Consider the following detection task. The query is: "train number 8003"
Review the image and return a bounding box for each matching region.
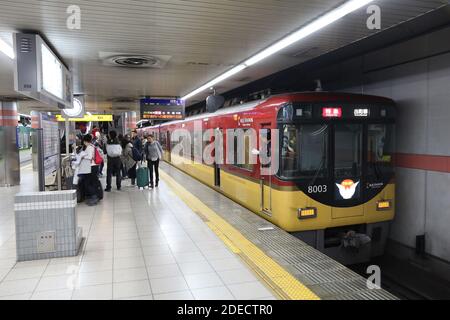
[308,185,327,194]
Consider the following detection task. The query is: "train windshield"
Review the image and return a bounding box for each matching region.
[279,122,394,180]
[334,124,362,179]
[280,124,329,179]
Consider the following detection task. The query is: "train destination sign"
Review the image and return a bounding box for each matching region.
[140,98,185,120]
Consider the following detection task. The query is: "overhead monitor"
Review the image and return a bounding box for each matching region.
[14,33,73,109]
[140,98,185,120]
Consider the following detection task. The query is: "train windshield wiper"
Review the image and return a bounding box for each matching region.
[308,125,328,187]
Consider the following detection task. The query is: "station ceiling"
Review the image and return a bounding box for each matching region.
[0,0,447,113]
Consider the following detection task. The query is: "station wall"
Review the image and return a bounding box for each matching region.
[309,26,450,262]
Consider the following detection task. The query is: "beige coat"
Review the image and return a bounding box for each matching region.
[121,142,136,171]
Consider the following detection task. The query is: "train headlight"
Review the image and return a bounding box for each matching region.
[298,207,317,219]
[377,200,391,211]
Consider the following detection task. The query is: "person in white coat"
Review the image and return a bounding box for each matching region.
[78,134,101,206]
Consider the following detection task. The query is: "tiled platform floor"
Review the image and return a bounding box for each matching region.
[0,164,277,300]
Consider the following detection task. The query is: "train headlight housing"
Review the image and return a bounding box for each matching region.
[377,200,391,211]
[298,207,317,219]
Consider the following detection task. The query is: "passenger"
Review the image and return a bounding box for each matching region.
[93,131,105,176]
[79,134,102,206]
[91,125,99,138]
[118,133,128,179]
[104,130,123,192]
[121,134,137,186]
[144,134,163,188]
[72,145,85,202]
[131,130,143,158]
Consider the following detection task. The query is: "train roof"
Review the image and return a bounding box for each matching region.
[152,91,394,128]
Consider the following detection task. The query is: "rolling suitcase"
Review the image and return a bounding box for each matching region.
[136,162,149,189]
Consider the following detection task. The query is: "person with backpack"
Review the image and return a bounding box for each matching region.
[104,130,123,192]
[78,134,102,206]
[144,134,163,188]
[121,134,138,186]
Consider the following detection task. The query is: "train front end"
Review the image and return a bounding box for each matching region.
[273,95,396,264]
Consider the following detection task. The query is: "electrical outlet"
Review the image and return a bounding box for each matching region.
[37,231,56,253]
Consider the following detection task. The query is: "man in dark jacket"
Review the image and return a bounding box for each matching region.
[131,130,143,159]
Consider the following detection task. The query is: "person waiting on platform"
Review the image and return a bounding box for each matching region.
[121,134,137,186]
[131,129,143,158]
[78,134,102,206]
[118,133,128,179]
[93,131,105,176]
[144,134,163,188]
[104,130,123,192]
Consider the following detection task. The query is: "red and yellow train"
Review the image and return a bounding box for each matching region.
[139,92,396,264]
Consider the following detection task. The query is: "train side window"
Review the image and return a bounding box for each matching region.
[367,124,395,178]
[233,129,254,171]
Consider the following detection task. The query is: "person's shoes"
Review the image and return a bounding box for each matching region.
[149,184,154,189]
[155,181,159,187]
[104,188,111,192]
[117,187,121,191]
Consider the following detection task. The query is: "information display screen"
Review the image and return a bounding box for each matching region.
[41,43,63,100]
[140,98,185,120]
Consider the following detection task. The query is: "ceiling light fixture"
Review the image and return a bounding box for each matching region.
[181,0,374,101]
[0,37,15,59]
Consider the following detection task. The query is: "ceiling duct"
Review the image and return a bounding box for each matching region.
[99,52,171,69]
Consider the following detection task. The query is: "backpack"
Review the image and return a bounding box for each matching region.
[131,146,142,162]
[94,147,103,165]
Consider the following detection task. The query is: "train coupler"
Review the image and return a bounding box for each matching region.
[341,230,371,250]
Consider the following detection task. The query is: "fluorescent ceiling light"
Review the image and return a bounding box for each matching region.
[182,0,374,101]
[0,37,15,59]
[182,64,246,100]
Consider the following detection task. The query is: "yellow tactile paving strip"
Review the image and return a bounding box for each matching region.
[160,170,320,300]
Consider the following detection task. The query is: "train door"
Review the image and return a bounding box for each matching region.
[214,128,223,187]
[166,131,171,162]
[260,124,272,215]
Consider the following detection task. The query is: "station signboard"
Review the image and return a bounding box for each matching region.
[55,114,113,122]
[140,98,185,120]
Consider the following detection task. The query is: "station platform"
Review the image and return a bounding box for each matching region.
[0,162,396,300]
[0,163,276,300]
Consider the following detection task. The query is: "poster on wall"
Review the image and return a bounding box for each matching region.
[40,113,60,176]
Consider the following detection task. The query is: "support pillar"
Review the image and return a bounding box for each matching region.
[0,101,20,186]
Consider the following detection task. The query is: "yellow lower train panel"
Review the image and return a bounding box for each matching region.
[167,156,395,233]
